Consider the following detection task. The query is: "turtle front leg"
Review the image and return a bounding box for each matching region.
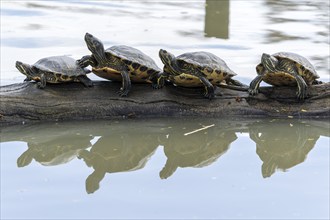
[77,55,97,68]
[118,70,132,97]
[281,62,308,100]
[199,76,215,100]
[77,75,94,87]
[37,73,47,89]
[294,74,308,100]
[248,75,263,95]
[190,69,215,99]
[151,72,167,89]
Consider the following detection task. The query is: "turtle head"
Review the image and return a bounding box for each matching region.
[261,53,278,72]
[84,33,107,63]
[15,61,34,77]
[159,49,181,75]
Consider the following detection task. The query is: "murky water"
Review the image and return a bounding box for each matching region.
[1,1,329,219]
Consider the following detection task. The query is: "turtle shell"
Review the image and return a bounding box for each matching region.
[34,56,87,77]
[256,52,319,86]
[93,45,161,83]
[169,51,236,87]
[30,56,88,83]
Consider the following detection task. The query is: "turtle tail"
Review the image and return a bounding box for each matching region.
[219,78,249,91]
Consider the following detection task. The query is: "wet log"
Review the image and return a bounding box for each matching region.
[0,81,329,125]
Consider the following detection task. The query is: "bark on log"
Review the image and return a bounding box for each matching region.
[0,81,329,125]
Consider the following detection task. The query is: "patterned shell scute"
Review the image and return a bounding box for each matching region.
[106,45,161,71]
[34,56,86,76]
[273,52,319,77]
[177,51,236,76]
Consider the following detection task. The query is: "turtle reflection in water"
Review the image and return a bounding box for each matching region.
[78,132,160,194]
[249,120,323,178]
[160,123,237,179]
[17,134,93,167]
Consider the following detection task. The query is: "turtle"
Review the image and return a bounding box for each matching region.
[158,49,247,99]
[77,33,163,97]
[15,55,93,89]
[249,52,320,100]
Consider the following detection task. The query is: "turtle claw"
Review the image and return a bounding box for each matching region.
[312,80,323,85]
[205,93,215,100]
[77,55,92,68]
[117,88,129,97]
[76,59,84,68]
[203,90,215,100]
[248,88,259,96]
[37,82,45,89]
[152,83,160,89]
[152,82,163,89]
[202,86,215,100]
[86,81,94,87]
[296,88,307,100]
[151,76,165,89]
[24,77,32,82]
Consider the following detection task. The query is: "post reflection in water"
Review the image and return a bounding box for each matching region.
[160,123,237,179]
[249,120,328,178]
[204,0,229,39]
[3,119,327,194]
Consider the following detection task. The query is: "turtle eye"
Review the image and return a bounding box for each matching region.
[178,61,186,68]
[94,42,100,47]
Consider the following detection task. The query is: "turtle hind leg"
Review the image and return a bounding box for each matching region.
[248,75,263,95]
[222,78,249,91]
[117,70,131,97]
[77,75,93,87]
